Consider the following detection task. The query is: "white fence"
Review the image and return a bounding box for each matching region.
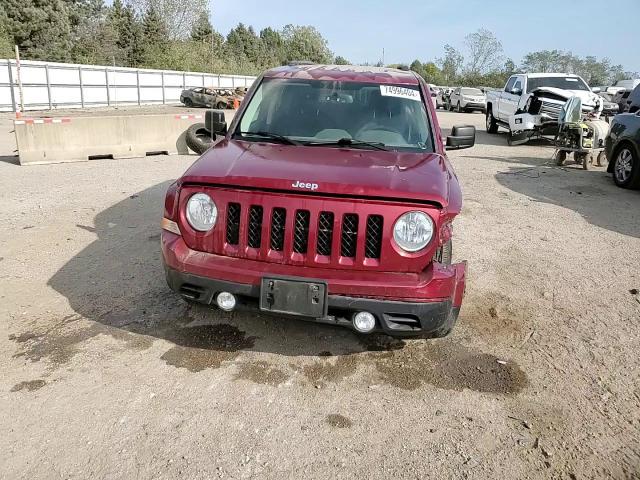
[0,59,257,112]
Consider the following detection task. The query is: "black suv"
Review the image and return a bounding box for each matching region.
[606,110,640,189]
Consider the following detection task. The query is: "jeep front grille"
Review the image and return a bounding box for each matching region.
[365,215,383,259]
[226,203,241,245]
[293,210,311,253]
[221,204,384,262]
[317,212,334,256]
[340,214,359,257]
[270,207,286,251]
[247,205,263,248]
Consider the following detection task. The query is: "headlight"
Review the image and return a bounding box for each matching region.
[393,211,434,252]
[186,193,217,231]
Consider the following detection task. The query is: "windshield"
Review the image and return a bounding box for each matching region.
[462,88,483,95]
[527,76,589,93]
[236,78,433,152]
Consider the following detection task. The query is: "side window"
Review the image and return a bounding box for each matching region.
[193,88,203,93]
[504,76,516,93]
[513,79,523,92]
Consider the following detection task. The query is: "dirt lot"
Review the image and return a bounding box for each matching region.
[1,108,639,479]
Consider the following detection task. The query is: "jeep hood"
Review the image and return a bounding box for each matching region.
[530,87,600,107]
[180,139,460,210]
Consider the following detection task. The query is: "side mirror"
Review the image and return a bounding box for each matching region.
[510,87,523,96]
[591,87,601,93]
[205,109,227,136]
[446,125,475,150]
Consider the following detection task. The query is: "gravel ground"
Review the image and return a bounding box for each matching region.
[1,108,639,479]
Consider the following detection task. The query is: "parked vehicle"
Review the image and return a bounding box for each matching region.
[448,87,486,113]
[436,88,450,110]
[599,92,621,119]
[614,79,640,91]
[595,85,625,96]
[161,64,475,338]
[180,87,234,108]
[621,84,640,114]
[611,89,632,114]
[428,85,444,109]
[485,73,603,143]
[605,111,640,189]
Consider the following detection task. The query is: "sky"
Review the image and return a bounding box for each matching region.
[213,0,640,74]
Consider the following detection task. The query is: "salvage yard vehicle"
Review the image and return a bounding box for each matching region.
[180,87,234,108]
[161,64,475,338]
[598,92,621,120]
[605,110,640,189]
[485,73,603,145]
[623,84,640,114]
[448,87,486,113]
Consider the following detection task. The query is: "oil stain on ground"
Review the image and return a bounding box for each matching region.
[160,324,255,372]
[373,342,527,393]
[301,334,404,386]
[326,414,353,429]
[234,361,289,386]
[10,379,46,392]
[302,355,361,386]
[300,334,526,394]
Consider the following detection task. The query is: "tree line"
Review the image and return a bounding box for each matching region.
[0,3,637,88]
[0,0,335,74]
[406,29,638,88]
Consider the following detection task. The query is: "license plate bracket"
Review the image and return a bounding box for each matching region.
[259,277,328,318]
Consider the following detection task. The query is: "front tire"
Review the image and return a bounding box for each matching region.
[486,108,498,133]
[456,102,462,113]
[612,145,640,189]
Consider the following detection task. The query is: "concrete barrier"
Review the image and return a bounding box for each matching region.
[13,113,205,165]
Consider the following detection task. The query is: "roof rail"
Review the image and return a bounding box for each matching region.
[288,61,316,66]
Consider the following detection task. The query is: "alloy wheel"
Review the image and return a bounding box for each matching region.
[615,149,633,183]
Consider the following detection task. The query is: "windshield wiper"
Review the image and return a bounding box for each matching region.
[304,138,389,151]
[236,131,300,145]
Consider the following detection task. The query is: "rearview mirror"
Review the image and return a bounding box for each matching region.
[446,125,475,150]
[205,109,227,136]
[591,87,601,93]
[510,87,522,96]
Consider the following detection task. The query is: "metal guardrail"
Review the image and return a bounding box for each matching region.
[0,60,257,111]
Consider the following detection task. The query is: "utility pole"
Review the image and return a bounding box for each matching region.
[382,48,385,66]
[14,45,24,118]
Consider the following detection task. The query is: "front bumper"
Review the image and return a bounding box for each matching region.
[463,102,486,111]
[162,232,466,337]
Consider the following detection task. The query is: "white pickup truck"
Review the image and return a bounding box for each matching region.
[485,73,603,140]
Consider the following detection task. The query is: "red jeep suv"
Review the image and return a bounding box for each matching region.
[161,64,474,337]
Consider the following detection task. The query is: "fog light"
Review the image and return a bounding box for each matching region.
[216,292,236,311]
[353,311,376,333]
